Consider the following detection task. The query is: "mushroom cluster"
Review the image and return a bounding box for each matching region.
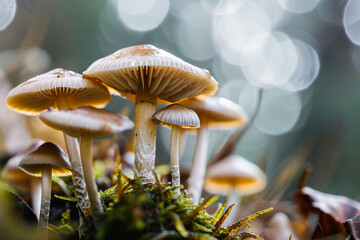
[3,44,266,236]
[83,45,218,184]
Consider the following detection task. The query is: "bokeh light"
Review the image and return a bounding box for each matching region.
[255,88,301,135]
[169,0,193,18]
[255,0,284,28]
[278,39,320,92]
[0,0,16,31]
[199,0,245,15]
[211,57,246,84]
[277,0,320,14]
[0,50,16,69]
[217,80,260,116]
[174,2,215,61]
[23,48,51,74]
[212,1,271,66]
[344,0,360,45]
[99,1,143,52]
[242,32,298,88]
[116,0,170,32]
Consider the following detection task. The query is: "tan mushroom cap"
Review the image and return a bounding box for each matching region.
[39,106,134,138]
[19,142,72,177]
[1,139,45,190]
[204,155,266,195]
[83,44,219,103]
[152,104,200,129]
[179,97,248,128]
[6,68,111,115]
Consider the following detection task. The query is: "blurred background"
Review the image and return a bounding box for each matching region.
[0,0,359,200]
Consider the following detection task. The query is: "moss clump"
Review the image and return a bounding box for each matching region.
[93,171,272,240]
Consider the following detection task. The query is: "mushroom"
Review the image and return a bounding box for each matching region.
[39,106,134,221]
[6,68,111,219]
[83,44,218,184]
[179,96,248,204]
[6,68,110,115]
[204,154,266,225]
[1,139,44,219]
[152,104,200,193]
[18,142,72,234]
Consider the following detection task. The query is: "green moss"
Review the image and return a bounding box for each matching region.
[92,171,272,240]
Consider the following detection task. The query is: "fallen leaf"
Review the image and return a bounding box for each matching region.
[294,186,360,238]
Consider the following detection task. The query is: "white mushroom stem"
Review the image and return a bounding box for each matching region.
[223,193,241,226]
[178,128,186,160]
[134,90,157,184]
[39,167,52,235]
[56,95,91,218]
[79,135,103,222]
[187,125,209,204]
[63,136,91,216]
[170,125,181,193]
[31,177,42,219]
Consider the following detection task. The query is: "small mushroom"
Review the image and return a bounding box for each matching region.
[1,139,44,219]
[83,45,218,184]
[179,96,248,204]
[204,154,266,225]
[152,104,200,193]
[6,68,111,220]
[205,154,266,199]
[18,142,72,234]
[39,106,133,221]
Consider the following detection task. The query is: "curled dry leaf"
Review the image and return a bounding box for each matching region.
[294,186,360,238]
[344,214,360,240]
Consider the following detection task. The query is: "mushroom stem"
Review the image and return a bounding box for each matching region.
[170,125,181,193]
[224,193,241,226]
[39,167,52,236]
[63,135,91,214]
[56,95,91,219]
[227,192,241,206]
[79,135,103,222]
[134,90,157,184]
[179,128,186,160]
[31,177,42,219]
[187,125,209,204]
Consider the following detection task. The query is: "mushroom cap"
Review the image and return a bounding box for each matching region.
[6,68,111,115]
[1,139,45,190]
[83,44,219,103]
[39,106,134,138]
[179,97,248,128]
[204,154,266,195]
[152,104,200,129]
[19,142,72,177]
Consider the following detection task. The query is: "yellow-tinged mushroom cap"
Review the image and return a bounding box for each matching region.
[204,155,266,195]
[179,97,249,128]
[83,44,219,103]
[152,104,200,129]
[39,106,134,138]
[19,142,72,177]
[6,68,111,115]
